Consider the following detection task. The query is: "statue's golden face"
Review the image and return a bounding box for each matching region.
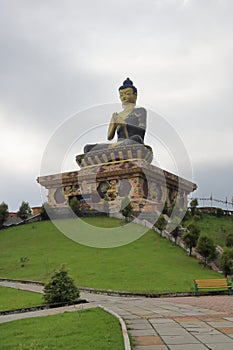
[119,88,137,104]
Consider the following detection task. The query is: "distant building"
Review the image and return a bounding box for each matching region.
[31,206,42,216]
[198,207,232,216]
[8,212,17,218]
[3,206,42,228]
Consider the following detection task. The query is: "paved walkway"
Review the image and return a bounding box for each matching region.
[1,281,233,349]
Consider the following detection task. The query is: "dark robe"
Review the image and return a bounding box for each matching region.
[84,107,147,153]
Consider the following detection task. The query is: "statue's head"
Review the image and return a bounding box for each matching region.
[119,78,137,104]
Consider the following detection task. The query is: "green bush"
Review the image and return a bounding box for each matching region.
[43,266,80,304]
[120,196,133,221]
[154,214,166,231]
[226,232,233,248]
[197,235,216,266]
[221,248,233,277]
[0,201,9,228]
[69,197,80,215]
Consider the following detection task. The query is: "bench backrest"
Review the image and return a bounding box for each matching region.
[195,279,228,288]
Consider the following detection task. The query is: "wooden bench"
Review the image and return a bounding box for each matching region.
[194,279,232,296]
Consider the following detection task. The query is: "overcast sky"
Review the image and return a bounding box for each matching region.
[1,0,233,211]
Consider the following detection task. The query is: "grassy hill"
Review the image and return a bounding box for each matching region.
[0,217,221,293]
[197,214,233,247]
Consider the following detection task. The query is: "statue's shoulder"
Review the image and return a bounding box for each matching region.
[134,106,146,113]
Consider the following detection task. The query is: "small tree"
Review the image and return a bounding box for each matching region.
[183,209,191,222]
[190,198,198,216]
[120,196,133,221]
[167,217,181,244]
[226,232,233,248]
[69,197,80,215]
[155,214,167,232]
[183,222,200,256]
[221,248,233,277]
[0,202,9,228]
[171,225,181,244]
[196,235,216,266]
[216,208,223,217]
[17,201,32,221]
[43,266,80,304]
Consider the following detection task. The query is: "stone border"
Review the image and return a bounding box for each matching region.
[0,278,44,286]
[1,277,230,298]
[0,277,195,297]
[0,299,88,316]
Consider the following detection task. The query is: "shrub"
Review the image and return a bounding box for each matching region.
[190,198,198,216]
[196,235,216,266]
[20,256,29,267]
[0,201,9,228]
[43,266,80,304]
[154,214,166,232]
[17,201,32,221]
[69,197,80,215]
[216,208,224,217]
[226,232,233,248]
[221,248,233,277]
[183,223,200,256]
[120,196,133,221]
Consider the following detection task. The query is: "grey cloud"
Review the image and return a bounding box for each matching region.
[1,0,233,210]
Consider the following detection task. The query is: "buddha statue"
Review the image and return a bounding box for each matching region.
[84,78,147,153]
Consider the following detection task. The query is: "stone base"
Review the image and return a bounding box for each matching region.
[37,156,197,218]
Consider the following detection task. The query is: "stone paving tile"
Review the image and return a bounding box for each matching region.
[130,329,158,336]
[149,319,177,324]
[173,317,201,322]
[225,317,233,321]
[127,323,154,330]
[135,311,157,316]
[134,336,164,346]
[218,327,233,334]
[176,322,210,328]
[194,333,233,343]
[168,345,208,350]
[205,344,233,350]
[126,319,150,325]
[121,314,141,319]
[188,327,220,335]
[160,334,199,345]
[206,320,233,327]
[155,327,190,336]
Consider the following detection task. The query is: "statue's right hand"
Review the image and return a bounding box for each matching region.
[113,112,124,126]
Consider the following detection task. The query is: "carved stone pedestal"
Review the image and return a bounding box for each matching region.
[37,145,196,218]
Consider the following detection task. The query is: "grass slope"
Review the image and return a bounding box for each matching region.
[198,214,233,246]
[0,308,124,350]
[0,286,43,311]
[0,218,220,293]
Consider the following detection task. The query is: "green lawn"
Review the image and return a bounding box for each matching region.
[0,308,124,350]
[198,214,233,246]
[0,218,220,293]
[0,286,43,312]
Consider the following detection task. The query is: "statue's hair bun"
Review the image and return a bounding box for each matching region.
[119,77,137,93]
